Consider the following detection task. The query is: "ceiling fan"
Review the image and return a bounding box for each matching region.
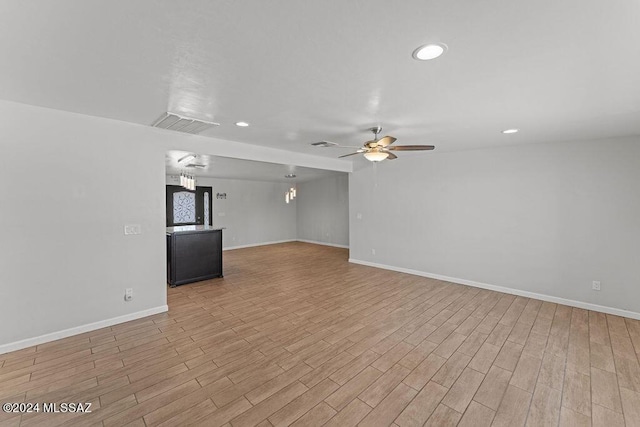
[312,126,435,162]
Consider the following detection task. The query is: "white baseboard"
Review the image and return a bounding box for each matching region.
[349,258,640,320]
[0,305,169,355]
[296,239,349,249]
[223,239,296,251]
[223,239,349,251]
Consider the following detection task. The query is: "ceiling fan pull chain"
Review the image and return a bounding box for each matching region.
[373,162,378,187]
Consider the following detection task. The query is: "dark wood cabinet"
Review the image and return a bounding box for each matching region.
[166,226,223,286]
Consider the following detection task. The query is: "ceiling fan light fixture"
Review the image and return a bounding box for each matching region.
[364,151,389,162]
[412,43,447,61]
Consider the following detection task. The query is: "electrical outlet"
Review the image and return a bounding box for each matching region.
[592,281,601,291]
[357,213,363,220]
[125,288,133,301]
[124,224,141,235]
[371,248,376,255]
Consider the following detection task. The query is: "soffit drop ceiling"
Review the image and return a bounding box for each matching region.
[165,152,345,183]
[0,0,639,156]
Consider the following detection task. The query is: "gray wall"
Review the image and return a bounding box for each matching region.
[349,136,640,315]
[296,174,349,247]
[0,100,349,352]
[167,175,297,249]
[0,102,167,349]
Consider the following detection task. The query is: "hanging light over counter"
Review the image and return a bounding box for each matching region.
[180,171,196,190]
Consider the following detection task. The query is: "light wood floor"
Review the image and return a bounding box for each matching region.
[2,243,640,427]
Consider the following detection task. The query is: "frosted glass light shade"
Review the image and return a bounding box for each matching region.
[364,151,389,162]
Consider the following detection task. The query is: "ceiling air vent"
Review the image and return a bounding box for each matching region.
[151,112,219,134]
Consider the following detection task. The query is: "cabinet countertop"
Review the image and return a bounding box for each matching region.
[166,225,225,234]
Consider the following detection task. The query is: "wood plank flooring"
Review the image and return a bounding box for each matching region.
[2,242,640,426]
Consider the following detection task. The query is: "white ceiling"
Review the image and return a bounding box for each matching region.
[1,0,639,158]
[166,151,344,183]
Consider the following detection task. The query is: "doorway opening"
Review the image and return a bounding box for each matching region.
[165,185,213,227]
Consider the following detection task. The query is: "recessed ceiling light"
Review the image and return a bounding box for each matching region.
[285,174,296,178]
[235,121,249,127]
[502,129,519,134]
[412,43,447,61]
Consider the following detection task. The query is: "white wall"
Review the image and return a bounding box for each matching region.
[0,103,168,350]
[166,175,297,249]
[0,100,350,352]
[349,137,640,316]
[296,174,349,247]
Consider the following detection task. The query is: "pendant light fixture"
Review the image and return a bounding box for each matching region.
[179,171,196,191]
[284,173,297,203]
[284,186,298,203]
[285,185,297,203]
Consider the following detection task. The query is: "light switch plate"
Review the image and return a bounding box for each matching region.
[124,224,141,235]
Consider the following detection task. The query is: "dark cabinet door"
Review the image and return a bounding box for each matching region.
[166,185,213,227]
[168,229,223,286]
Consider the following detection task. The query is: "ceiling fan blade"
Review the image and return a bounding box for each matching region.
[376,136,397,147]
[387,145,435,151]
[386,152,398,160]
[338,152,363,158]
